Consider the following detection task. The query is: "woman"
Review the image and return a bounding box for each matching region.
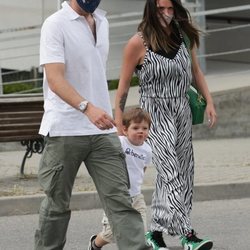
[115,0,217,250]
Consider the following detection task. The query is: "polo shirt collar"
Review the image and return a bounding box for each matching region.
[61,1,107,21]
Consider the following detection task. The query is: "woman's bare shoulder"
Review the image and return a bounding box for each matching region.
[126,33,146,50]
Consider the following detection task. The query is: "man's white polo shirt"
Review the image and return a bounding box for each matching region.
[39,1,116,136]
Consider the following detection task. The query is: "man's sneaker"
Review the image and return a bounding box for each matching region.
[180,230,213,250]
[87,235,102,250]
[145,231,169,250]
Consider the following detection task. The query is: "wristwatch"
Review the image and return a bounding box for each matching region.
[78,100,89,113]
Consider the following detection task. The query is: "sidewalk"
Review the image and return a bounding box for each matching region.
[1,138,250,195]
[0,137,250,216]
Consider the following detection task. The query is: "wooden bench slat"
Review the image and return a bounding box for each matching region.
[0,123,40,129]
[0,111,43,117]
[0,135,42,142]
[0,127,39,133]
[0,107,44,112]
[0,118,42,125]
[0,131,40,142]
[0,94,45,175]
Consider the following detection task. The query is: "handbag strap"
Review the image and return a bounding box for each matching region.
[174,21,192,63]
[175,21,204,99]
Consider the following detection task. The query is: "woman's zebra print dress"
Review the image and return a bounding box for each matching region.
[136,34,194,236]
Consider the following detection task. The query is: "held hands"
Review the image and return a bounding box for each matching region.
[115,122,124,136]
[84,103,116,130]
[206,103,217,128]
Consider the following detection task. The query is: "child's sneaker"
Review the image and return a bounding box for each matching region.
[180,230,213,250]
[145,231,169,250]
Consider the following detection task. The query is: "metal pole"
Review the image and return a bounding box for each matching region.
[0,67,3,95]
[57,0,62,10]
[41,0,45,23]
[196,0,207,73]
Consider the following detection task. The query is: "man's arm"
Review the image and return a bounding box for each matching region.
[45,62,115,130]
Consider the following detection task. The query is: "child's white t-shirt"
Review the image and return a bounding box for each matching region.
[119,136,152,197]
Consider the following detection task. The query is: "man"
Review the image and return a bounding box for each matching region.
[34,1,148,249]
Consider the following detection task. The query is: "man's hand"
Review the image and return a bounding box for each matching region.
[84,103,116,130]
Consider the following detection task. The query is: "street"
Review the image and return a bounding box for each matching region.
[0,198,250,250]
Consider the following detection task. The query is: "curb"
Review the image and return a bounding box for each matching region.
[0,182,250,217]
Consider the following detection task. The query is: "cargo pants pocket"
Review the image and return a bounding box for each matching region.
[38,148,63,197]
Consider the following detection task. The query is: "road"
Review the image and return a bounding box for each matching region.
[0,198,250,250]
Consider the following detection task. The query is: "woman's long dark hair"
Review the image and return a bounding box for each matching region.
[137,0,200,52]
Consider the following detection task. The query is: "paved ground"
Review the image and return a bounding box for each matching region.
[1,198,250,250]
[1,137,250,197]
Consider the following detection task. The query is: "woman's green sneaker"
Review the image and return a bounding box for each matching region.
[145,231,169,250]
[180,230,213,250]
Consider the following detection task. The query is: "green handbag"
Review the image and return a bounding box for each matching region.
[177,22,207,125]
[187,86,206,125]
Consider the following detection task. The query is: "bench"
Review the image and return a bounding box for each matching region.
[0,94,44,176]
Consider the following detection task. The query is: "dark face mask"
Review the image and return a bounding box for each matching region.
[76,0,101,13]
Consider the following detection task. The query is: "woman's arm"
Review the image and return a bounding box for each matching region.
[115,34,146,134]
[191,47,217,127]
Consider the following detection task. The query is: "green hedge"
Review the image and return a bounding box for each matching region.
[3,83,34,94]
[3,76,139,94]
[108,76,139,90]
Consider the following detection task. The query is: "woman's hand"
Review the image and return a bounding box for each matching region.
[115,120,124,136]
[205,102,217,128]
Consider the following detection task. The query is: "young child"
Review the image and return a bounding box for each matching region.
[88,107,152,250]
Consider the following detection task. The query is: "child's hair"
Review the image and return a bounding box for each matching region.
[122,107,151,129]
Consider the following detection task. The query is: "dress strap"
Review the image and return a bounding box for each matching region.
[137,32,149,51]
